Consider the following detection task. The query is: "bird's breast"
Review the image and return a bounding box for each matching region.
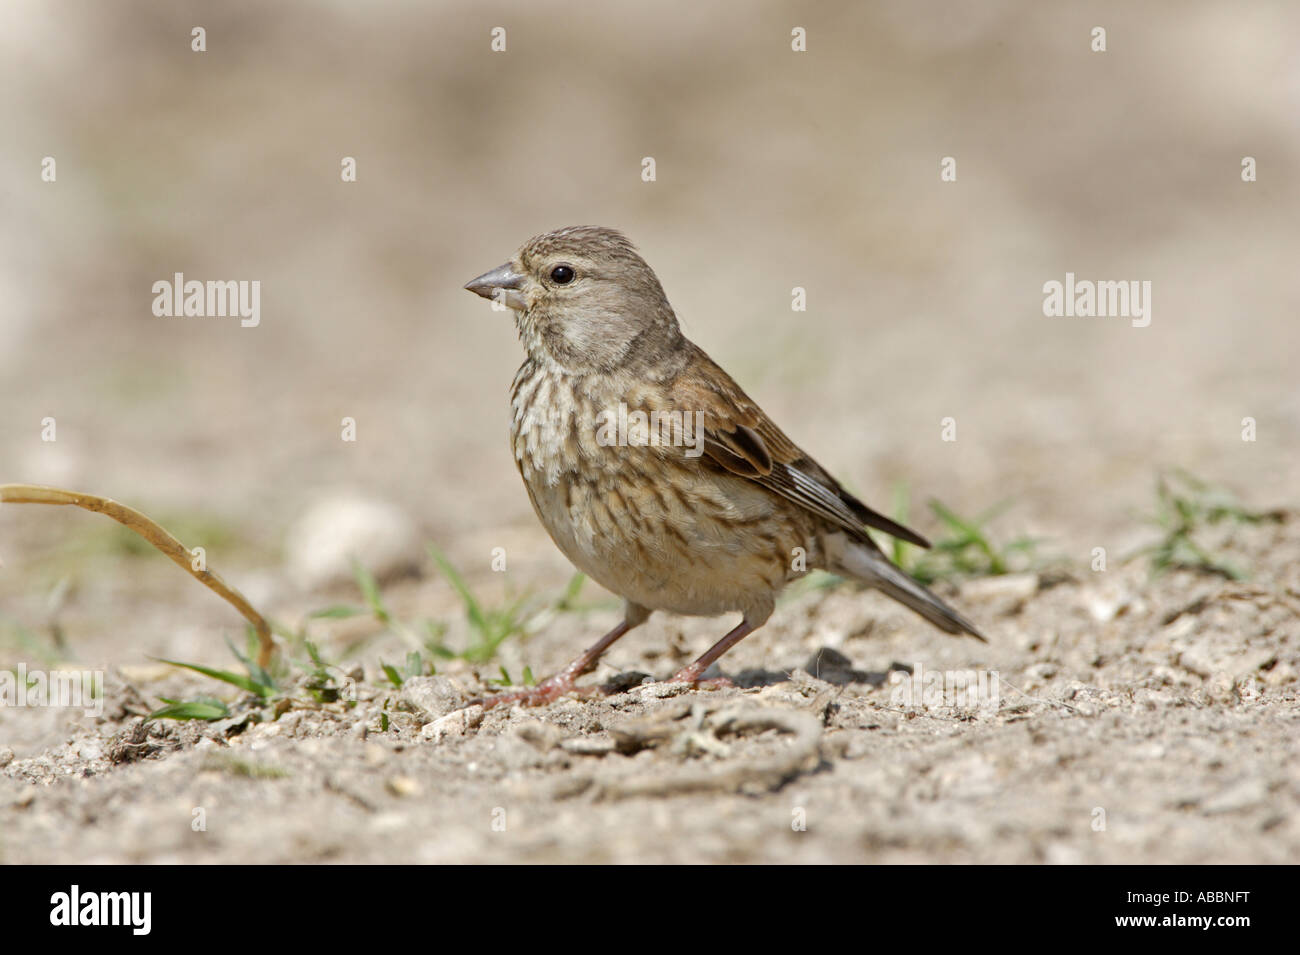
[507,361,814,615]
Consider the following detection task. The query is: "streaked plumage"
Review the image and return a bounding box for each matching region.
[465,226,982,707]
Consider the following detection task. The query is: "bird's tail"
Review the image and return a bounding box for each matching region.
[825,535,985,641]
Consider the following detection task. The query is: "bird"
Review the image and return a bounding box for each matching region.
[463,225,983,707]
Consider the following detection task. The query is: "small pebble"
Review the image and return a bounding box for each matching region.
[386,776,420,797]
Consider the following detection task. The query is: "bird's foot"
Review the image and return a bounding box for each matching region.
[664,666,735,690]
[469,673,599,710]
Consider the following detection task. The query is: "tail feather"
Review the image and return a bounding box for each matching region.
[826,536,985,641]
[868,566,986,640]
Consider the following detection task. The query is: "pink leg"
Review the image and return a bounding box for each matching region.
[471,609,646,709]
[667,617,760,685]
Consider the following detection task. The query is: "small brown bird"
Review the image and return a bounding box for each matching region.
[465,226,982,707]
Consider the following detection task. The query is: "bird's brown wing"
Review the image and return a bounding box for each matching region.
[671,345,931,549]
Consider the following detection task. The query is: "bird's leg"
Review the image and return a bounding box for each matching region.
[471,605,648,709]
[667,615,763,686]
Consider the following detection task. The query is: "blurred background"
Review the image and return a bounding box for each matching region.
[2,0,1298,673]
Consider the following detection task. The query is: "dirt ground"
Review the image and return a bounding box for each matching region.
[2,2,1298,864]
[1,510,1297,864]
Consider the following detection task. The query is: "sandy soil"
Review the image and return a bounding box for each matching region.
[1,1,1298,864]
[2,509,1297,864]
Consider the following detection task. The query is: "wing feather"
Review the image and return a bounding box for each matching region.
[673,344,931,549]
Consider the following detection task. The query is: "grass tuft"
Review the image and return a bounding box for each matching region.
[892,486,1040,585]
[1129,469,1283,580]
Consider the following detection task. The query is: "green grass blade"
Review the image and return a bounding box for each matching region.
[149,699,230,721]
[308,605,367,620]
[428,544,489,635]
[351,560,391,624]
[155,658,276,698]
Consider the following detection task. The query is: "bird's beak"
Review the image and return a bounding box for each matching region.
[464,262,527,311]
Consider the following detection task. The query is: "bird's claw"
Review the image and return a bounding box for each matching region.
[468,674,600,710]
[664,670,735,690]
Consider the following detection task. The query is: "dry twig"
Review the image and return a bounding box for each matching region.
[0,483,275,666]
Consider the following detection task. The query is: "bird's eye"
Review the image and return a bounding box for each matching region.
[550,265,575,285]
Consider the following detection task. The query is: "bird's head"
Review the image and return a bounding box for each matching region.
[464,226,682,373]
